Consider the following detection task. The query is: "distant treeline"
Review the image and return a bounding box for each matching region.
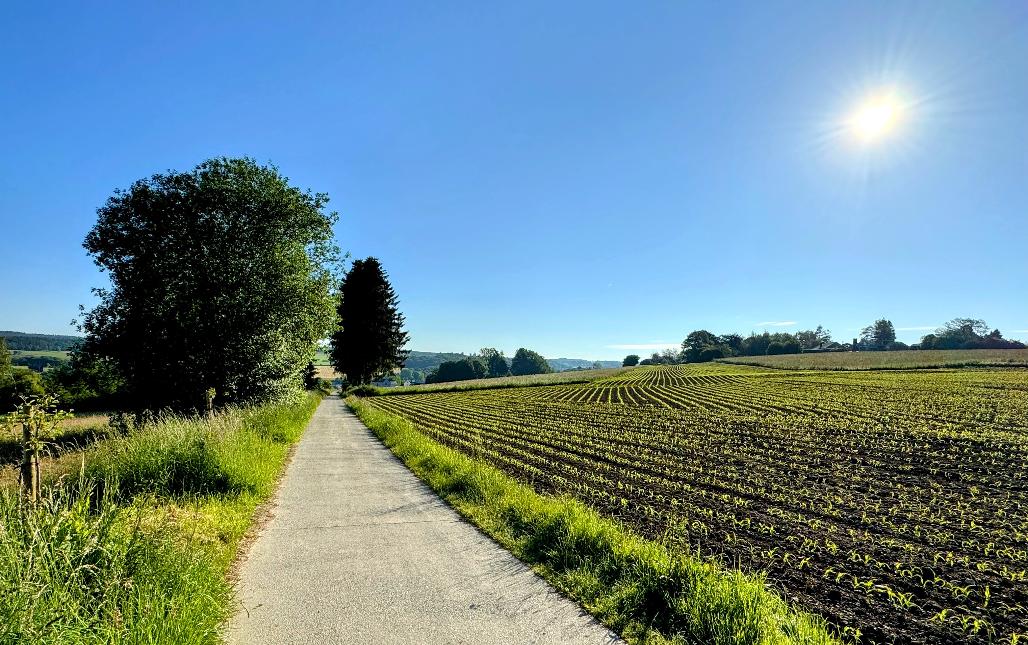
[419,348,551,385]
[0,331,82,352]
[396,351,618,384]
[626,318,1024,366]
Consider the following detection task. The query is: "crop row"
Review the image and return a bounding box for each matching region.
[364,364,1028,644]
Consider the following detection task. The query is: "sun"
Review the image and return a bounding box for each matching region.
[848,94,903,142]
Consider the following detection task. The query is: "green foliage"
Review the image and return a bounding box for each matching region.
[794,326,832,350]
[11,354,66,372]
[0,339,11,384]
[398,367,426,384]
[510,347,552,376]
[342,383,380,397]
[479,348,511,378]
[0,368,47,412]
[42,349,124,411]
[622,354,640,367]
[349,398,839,645]
[79,157,338,410]
[330,257,410,385]
[3,394,71,500]
[302,362,319,390]
[426,357,486,384]
[858,318,896,350]
[402,350,469,372]
[0,395,318,643]
[920,318,1024,350]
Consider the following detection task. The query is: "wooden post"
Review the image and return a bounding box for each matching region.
[20,422,38,503]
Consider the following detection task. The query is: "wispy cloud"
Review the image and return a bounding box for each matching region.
[606,342,680,350]
[896,325,936,331]
[1011,329,1028,334]
[755,321,796,327]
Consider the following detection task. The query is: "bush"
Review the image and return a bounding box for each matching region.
[342,384,380,397]
[0,370,45,412]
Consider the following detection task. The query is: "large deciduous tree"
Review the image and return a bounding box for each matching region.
[859,319,897,350]
[80,157,339,410]
[478,348,510,378]
[510,348,551,376]
[330,257,410,385]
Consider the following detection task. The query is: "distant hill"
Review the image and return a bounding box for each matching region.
[547,357,621,372]
[0,331,83,352]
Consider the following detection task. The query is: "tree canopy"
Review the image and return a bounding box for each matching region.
[330,257,410,385]
[622,354,640,367]
[478,348,510,378]
[859,319,897,350]
[920,319,1024,350]
[426,358,486,383]
[79,157,338,410]
[510,348,552,376]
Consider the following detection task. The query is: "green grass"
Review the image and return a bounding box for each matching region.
[719,348,1028,370]
[348,397,841,645]
[369,367,628,396]
[8,350,70,360]
[0,393,319,643]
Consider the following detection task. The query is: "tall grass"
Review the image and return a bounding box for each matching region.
[0,393,319,643]
[349,397,842,645]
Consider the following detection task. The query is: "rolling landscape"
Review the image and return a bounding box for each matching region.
[3,3,1027,645]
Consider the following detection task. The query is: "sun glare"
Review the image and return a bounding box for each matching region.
[848,94,903,142]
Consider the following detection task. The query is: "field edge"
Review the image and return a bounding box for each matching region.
[346,395,844,645]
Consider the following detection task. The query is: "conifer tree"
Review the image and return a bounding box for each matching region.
[330,258,410,384]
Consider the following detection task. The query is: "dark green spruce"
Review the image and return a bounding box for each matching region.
[330,258,410,385]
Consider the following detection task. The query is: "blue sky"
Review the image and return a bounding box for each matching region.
[2,2,1026,360]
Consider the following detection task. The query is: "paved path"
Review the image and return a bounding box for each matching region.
[227,397,621,644]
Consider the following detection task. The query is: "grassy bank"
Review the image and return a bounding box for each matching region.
[0,394,319,643]
[347,397,841,645]
[719,348,1028,370]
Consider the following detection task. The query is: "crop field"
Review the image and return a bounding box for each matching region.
[377,367,627,395]
[720,348,1028,371]
[362,364,1028,644]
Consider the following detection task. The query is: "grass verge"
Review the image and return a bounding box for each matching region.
[0,393,320,643]
[347,396,842,645]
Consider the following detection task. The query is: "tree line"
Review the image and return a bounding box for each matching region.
[5,158,412,414]
[623,318,1024,366]
[423,347,551,384]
